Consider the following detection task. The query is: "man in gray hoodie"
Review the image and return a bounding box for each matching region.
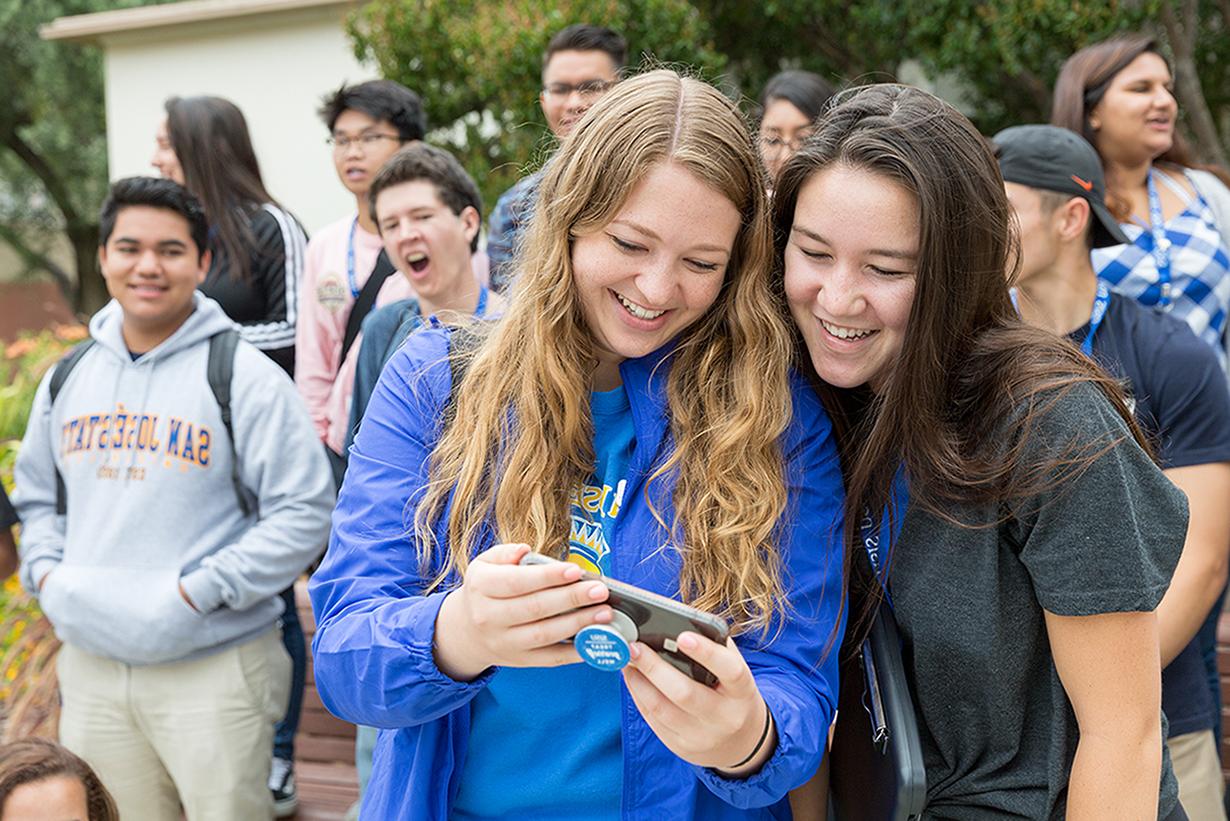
[13,177,334,820]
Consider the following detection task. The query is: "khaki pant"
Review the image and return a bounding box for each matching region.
[1169,729,1227,821]
[57,628,290,821]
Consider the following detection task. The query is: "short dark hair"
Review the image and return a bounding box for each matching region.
[318,80,427,142]
[543,24,627,71]
[759,70,836,124]
[368,144,483,252]
[0,738,119,821]
[99,177,209,258]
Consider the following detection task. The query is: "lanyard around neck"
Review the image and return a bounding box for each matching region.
[1081,280,1111,356]
[1008,281,1111,357]
[345,216,361,300]
[1145,168,1174,307]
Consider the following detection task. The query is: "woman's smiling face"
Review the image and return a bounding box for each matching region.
[783,164,919,393]
[571,161,741,390]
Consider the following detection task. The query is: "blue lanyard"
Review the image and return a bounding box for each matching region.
[475,285,489,316]
[1081,280,1111,357]
[345,216,361,300]
[860,508,893,609]
[1008,282,1110,357]
[1145,169,1174,307]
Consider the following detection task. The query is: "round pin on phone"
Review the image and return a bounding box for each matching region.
[575,609,637,671]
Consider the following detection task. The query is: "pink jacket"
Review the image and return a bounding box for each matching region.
[295,214,414,454]
[295,212,492,455]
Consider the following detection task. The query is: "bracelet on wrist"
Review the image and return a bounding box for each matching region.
[724,702,773,771]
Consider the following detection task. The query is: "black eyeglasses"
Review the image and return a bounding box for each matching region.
[327,133,402,151]
[542,80,615,100]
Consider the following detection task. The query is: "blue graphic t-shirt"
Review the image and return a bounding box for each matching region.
[451,386,635,820]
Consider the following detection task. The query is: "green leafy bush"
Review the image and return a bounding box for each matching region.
[0,324,83,737]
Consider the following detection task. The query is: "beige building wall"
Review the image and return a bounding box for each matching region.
[96,3,377,234]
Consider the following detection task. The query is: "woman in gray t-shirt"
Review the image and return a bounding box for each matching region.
[773,84,1188,820]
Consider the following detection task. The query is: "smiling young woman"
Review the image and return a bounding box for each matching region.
[309,69,847,821]
[1053,35,1230,368]
[775,83,1189,820]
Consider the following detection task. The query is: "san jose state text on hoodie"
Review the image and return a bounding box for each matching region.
[14,293,334,666]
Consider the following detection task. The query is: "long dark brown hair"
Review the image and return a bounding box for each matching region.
[772,85,1150,629]
[0,738,119,821]
[164,95,276,281]
[1051,34,1230,217]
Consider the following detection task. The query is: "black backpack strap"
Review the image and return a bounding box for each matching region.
[340,249,396,369]
[50,340,96,516]
[207,329,252,516]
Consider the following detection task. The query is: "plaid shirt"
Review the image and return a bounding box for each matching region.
[1093,171,1230,370]
[485,170,543,294]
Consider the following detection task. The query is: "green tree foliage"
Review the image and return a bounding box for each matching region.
[0,0,173,314]
[694,0,1228,166]
[349,0,726,208]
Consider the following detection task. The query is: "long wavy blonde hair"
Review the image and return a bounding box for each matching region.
[413,70,796,633]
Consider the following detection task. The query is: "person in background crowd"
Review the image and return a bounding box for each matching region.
[1053,36,1230,800]
[340,142,502,814]
[997,123,1230,820]
[13,177,333,820]
[1053,34,1230,367]
[346,144,502,454]
[295,80,427,489]
[0,485,17,580]
[310,70,846,820]
[778,85,1188,819]
[756,70,835,186]
[152,93,312,817]
[485,23,626,292]
[153,95,307,377]
[0,738,119,821]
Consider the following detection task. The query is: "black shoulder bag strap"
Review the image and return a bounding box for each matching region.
[339,249,396,371]
[50,340,97,515]
[206,328,252,517]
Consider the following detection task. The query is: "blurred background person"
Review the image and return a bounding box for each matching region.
[756,70,834,188]
[486,23,625,292]
[152,95,307,377]
[0,738,119,821]
[1053,34,1230,369]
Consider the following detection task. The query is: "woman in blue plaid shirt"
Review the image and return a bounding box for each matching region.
[1053,34,1230,370]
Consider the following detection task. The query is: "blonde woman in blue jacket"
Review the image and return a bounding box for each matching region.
[309,70,847,820]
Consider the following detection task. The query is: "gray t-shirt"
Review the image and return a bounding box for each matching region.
[891,383,1187,820]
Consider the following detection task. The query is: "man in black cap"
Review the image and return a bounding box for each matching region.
[996,124,1230,820]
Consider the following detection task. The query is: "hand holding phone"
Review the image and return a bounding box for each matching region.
[624,628,777,777]
[432,543,614,681]
[517,551,730,686]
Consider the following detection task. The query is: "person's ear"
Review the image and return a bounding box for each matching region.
[461,206,480,245]
[1058,197,1092,244]
[197,248,212,284]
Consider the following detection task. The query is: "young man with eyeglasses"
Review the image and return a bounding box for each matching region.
[295,80,426,484]
[486,24,626,291]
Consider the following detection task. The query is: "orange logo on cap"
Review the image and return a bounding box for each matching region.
[1071,174,1094,192]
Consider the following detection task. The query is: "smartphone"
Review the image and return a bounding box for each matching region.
[519,551,731,686]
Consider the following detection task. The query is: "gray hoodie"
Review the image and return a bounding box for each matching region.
[15,293,333,665]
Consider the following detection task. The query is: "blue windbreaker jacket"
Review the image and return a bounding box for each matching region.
[309,327,847,820]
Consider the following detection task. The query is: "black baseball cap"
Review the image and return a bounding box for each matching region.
[993,125,1129,248]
